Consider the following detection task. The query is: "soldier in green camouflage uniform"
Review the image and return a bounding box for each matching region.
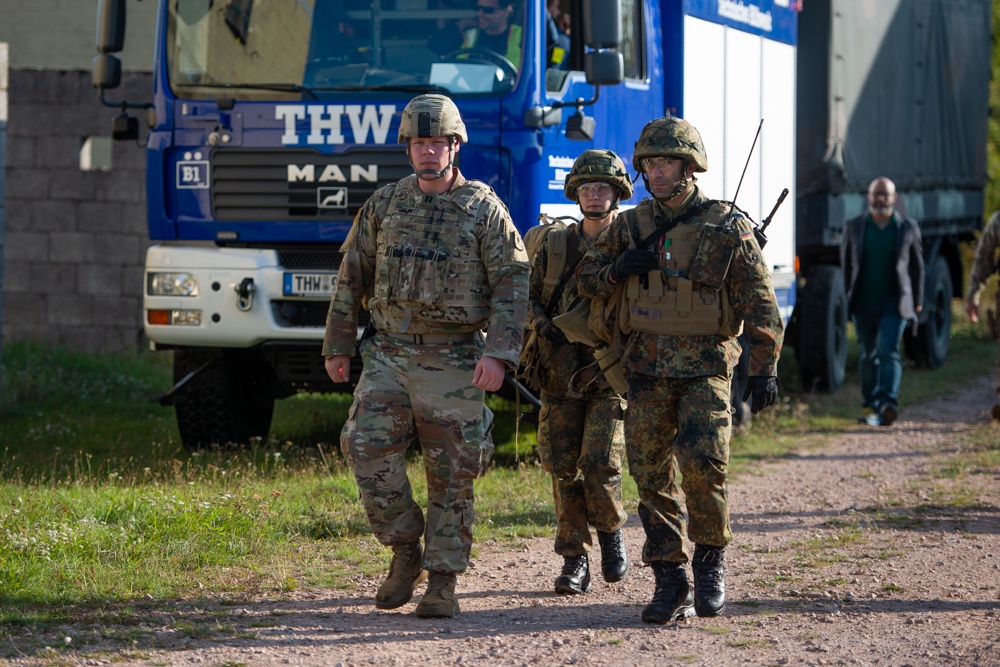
[965,210,1000,420]
[576,117,783,623]
[323,94,529,619]
[527,150,631,595]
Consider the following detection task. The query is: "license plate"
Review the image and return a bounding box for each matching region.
[283,272,337,298]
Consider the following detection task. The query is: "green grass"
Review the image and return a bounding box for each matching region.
[0,300,996,645]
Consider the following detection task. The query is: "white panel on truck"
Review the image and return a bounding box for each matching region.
[723,28,763,214]
[760,38,796,275]
[681,17,726,200]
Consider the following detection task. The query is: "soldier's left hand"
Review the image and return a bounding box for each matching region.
[742,376,779,414]
[473,356,506,392]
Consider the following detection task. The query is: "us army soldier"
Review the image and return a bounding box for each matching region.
[527,150,632,595]
[575,117,783,623]
[323,94,529,619]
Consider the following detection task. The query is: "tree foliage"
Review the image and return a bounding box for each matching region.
[987,0,1000,216]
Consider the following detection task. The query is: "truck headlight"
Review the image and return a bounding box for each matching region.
[147,272,199,296]
[147,309,202,326]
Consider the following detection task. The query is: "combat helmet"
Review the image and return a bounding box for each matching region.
[632,117,708,173]
[564,149,634,201]
[398,94,468,143]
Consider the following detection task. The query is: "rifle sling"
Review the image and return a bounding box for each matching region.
[542,231,582,316]
[638,200,715,250]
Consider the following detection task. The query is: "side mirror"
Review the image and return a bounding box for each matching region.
[582,0,621,50]
[566,109,595,142]
[585,51,623,86]
[92,53,122,90]
[96,0,127,54]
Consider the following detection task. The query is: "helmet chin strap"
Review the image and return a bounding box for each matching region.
[580,196,620,220]
[410,138,457,181]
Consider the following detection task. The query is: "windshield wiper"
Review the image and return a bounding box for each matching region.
[323,84,452,94]
[177,81,450,99]
[176,82,321,100]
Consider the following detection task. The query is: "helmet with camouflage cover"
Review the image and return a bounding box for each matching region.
[564,149,633,201]
[397,94,468,143]
[632,116,708,173]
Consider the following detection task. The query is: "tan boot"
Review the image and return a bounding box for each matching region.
[414,572,459,618]
[375,541,427,610]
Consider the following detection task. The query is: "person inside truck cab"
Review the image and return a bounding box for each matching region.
[461,0,522,70]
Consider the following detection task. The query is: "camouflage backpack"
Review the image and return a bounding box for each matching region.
[518,214,581,392]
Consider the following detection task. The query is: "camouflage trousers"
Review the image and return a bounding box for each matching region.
[625,371,733,564]
[538,387,627,556]
[989,291,1000,403]
[340,333,495,573]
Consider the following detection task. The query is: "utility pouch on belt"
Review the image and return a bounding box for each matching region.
[553,297,605,348]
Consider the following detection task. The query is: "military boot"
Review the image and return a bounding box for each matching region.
[415,572,459,618]
[641,561,693,624]
[692,544,726,617]
[597,529,629,582]
[554,555,592,594]
[375,541,428,610]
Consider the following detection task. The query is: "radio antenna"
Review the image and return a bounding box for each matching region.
[732,119,763,205]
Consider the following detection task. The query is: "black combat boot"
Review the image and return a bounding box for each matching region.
[554,555,591,594]
[642,561,693,624]
[597,529,629,582]
[692,543,726,617]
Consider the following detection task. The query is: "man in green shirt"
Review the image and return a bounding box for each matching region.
[841,177,924,426]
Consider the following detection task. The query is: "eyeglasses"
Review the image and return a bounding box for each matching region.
[641,156,677,172]
[476,5,498,13]
[577,183,615,198]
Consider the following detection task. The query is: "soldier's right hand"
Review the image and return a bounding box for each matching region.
[325,355,351,383]
[537,318,569,345]
[966,300,979,323]
[610,249,658,283]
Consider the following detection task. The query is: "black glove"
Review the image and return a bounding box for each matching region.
[610,249,658,284]
[742,376,779,414]
[537,318,569,345]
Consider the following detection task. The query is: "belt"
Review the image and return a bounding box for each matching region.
[382,330,481,345]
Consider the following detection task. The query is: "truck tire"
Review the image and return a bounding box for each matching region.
[904,256,952,368]
[797,265,848,392]
[173,349,275,450]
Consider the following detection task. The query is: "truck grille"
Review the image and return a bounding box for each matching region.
[211,149,410,221]
[277,248,343,270]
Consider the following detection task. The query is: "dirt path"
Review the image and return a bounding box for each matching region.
[11,377,1000,667]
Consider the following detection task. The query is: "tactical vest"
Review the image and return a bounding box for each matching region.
[372,180,492,316]
[624,200,743,337]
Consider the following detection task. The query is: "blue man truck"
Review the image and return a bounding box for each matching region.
[92,0,985,450]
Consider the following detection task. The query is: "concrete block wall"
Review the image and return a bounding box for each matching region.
[2,68,153,353]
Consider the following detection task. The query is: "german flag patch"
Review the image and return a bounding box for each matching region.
[740,230,754,241]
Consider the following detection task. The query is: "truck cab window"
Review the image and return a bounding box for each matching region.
[545,0,643,93]
[166,0,525,99]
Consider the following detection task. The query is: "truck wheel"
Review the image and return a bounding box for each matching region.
[173,349,275,450]
[904,256,952,368]
[797,265,848,392]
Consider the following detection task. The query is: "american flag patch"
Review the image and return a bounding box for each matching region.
[741,231,753,241]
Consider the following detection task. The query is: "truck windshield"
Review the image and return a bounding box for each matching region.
[167,0,525,100]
